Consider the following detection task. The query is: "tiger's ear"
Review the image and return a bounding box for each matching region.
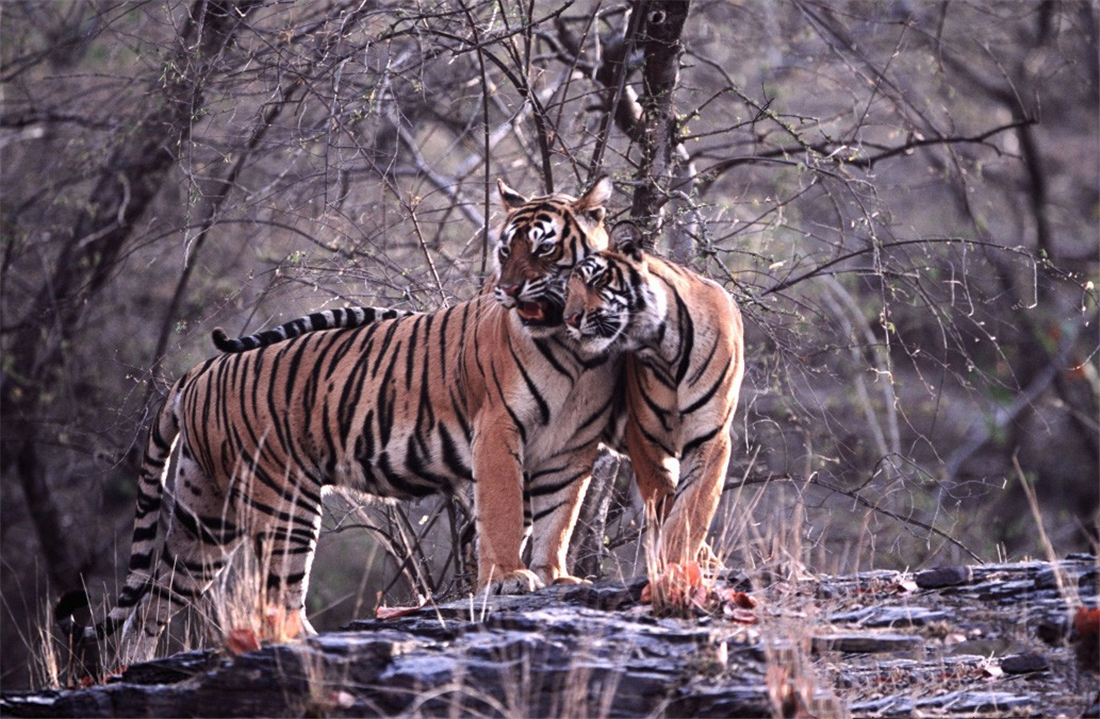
[497,179,528,211]
[574,175,613,222]
[609,221,645,261]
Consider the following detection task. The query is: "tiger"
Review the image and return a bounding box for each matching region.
[562,220,745,566]
[213,210,743,568]
[61,176,619,665]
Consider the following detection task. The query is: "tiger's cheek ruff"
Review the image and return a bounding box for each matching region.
[569,304,630,355]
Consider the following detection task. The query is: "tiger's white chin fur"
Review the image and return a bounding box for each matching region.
[566,279,667,358]
[566,328,624,358]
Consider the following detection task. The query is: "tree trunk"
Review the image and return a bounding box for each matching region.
[630,0,697,262]
[0,0,262,592]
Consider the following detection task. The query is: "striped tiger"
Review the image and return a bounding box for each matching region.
[62,177,619,664]
[563,221,745,565]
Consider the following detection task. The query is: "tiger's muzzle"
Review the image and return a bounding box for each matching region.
[496,283,565,328]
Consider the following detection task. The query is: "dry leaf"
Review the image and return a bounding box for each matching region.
[892,577,918,594]
[726,607,759,624]
[944,632,968,645]
[376,601,425,620]
[719,589,757,609]
[981,661,1004,679]
[715,641,728,667]
[1074,607,1099,635]
[226,627,261,655]
[263,604,303,642]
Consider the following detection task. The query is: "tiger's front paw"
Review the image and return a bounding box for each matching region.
[530,565,590,587]
[482,568,544,595]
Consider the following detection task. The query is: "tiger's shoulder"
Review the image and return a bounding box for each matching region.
[645,253,737,315]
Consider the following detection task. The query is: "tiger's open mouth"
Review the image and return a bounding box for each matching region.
[517,300,563,327]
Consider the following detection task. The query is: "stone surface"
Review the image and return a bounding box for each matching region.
[828,605,950,628]
[2,556,1097,718]
[914,566,973,589]
[811,632,922,654]
[1000,653,1050,674]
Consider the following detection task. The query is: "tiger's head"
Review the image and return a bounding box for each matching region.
[563,221,666,357]
[493,176,613,335]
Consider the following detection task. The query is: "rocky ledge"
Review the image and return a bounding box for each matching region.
[2,556,1097,718]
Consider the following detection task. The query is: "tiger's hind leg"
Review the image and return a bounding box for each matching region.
[120,456,245,664]
[243,481,324,642]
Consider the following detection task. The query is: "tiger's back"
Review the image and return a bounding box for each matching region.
[180,309,474,503]
[181,297,615,500]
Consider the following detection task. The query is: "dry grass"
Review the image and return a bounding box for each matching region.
[633,478,851,718]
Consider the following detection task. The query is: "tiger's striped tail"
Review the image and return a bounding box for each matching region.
[56,387,181,659]
[212,306,414,352]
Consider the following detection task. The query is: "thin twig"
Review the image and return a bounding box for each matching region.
[725,471,982,562]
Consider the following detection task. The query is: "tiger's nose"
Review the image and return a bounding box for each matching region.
[564,310,582,328]
[500,283,522,298]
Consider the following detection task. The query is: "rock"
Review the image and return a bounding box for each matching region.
[1036,616,1068,646]
[562,577,644,610]
[828,606,949,628]
[916,690,1035,713]
[848,694,914,716]
[116,650,223,685]
[915,566,972,589]
[1,580,772,718]
[999,653,1050,674]
[3,558,1096,718]
[812,632,922,654]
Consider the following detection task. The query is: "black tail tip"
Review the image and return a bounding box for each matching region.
[211,327,231,350]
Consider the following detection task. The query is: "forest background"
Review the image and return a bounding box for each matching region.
[1,0,1097,690]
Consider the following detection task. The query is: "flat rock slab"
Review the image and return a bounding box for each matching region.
[851,690,1040,717]
[2,556,1096,718]
[812,632,922,654]
[828,605,950,628]
[0,584,771,718]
